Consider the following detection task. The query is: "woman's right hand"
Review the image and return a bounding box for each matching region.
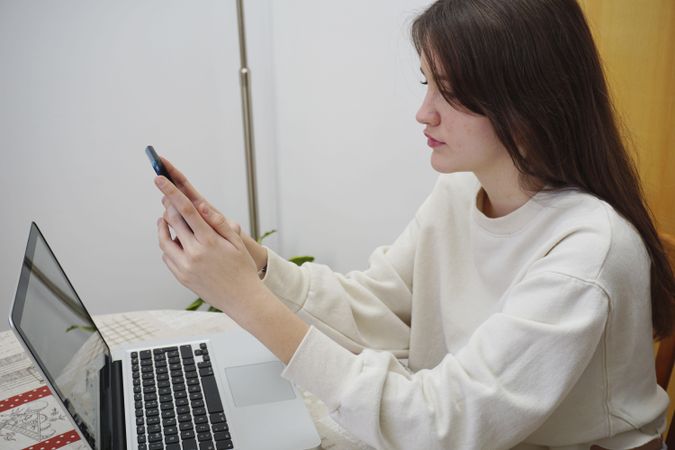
[161,156,268,272]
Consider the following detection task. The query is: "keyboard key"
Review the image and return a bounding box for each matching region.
[176,398,189,407]
[201,376,223,413]
[160,402,174,411]
[140,350,152,360]
[215,440,233,450]
[147,432,162,442]
[181,429,196,439]
[194,416,208,424]
[163,346,179,353]
[164,426,178,435]
[192,407,206,416]
[163,417,177,427]
[145,409,159,417]
[137,434,147,444]
[211,422,228,432]
[200,343,207,349]
[177,406,190,414]
[178,413,193,423]
[165,434,179,444]
[149,443,164,450]
[199,442,216,450]
[210,413,226,424]
[136,417,144,426]
[161,410,176,419]
[182,439,198,450]
[131,351,138,359]
[180,344,193,358]
[146,416,160,425]
[198,431,213,442]
[199,367,214,377]
[180,422,194,431]
[191,399,205,408]
[195,349,203,356]
[203,355,210,362]
[147,424,161,433]
[145,400,158,409]
[196,423,210,433]
[214,431,231,441]
[144,393,157,401]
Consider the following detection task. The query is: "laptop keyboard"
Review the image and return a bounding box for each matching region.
[132,342,234,450]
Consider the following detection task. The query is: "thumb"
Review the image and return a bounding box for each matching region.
[198,202,241,246]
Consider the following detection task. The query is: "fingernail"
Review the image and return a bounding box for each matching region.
[155,177,165,187]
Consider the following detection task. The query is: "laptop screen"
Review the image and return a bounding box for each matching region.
[11,223,112,449]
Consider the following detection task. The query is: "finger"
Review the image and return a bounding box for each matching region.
[157,217,184,264]
[156,176,213,243]
[161,197,193,248]
[160,157,204,204]
[198,202,243,249]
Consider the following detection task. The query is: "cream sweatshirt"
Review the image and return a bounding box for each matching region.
[262,172,669,450]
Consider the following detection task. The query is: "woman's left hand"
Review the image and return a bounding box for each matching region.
[154,175,261,316]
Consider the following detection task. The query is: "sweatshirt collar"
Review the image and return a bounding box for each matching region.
[471,185,546,235]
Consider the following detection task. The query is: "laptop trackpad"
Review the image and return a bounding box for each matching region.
[225,361,296,407]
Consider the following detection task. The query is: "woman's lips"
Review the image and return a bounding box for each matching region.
[425,133,445,148]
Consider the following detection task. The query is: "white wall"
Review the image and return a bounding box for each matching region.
[267,0,437,272]
[1,0,437,331]
[0,0,250,329]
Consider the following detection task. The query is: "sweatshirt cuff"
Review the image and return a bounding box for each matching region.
[281,326,362,412]
[261,247,310,312]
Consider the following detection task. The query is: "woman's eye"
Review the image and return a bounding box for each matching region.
[420,80,428,86]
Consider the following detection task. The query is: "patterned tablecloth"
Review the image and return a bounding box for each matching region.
[0,310,372,450]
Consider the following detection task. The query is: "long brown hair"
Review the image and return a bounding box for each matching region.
[412,0,675,339]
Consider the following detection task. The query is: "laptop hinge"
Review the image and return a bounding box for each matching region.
[110,359,127,450]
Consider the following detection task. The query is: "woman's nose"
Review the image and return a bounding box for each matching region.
[416,96,440,127]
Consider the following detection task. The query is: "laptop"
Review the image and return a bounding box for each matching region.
[8,222,321,450]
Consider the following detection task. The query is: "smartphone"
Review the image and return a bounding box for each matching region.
[145,145,174,184]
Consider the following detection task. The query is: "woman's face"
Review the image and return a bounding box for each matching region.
[416,55,511,176]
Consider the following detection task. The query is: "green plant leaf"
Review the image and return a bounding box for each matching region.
[288,255,314,266]
[186,298,205,311]
[207,306,222,313]
[66,324,96,333]
[257,229,277,244]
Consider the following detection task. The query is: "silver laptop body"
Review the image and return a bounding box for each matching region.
[9,222,320,450]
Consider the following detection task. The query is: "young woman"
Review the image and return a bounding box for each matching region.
[154,0,674,448]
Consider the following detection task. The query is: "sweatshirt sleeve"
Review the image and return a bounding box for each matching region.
[262,204,426,355]
[281,272,609,450]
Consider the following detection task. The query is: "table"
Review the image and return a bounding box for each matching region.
[0,310,373,450]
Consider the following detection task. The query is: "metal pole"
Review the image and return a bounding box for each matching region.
[236,0,260,241]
